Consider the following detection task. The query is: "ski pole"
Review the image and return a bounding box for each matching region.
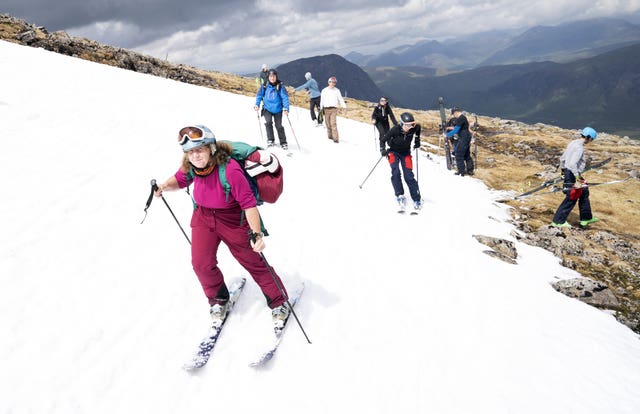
[472,115,479,171]
[359,155,385,189]
[292,91,299,120]
[373,125,377,151]
[415,147,419,181]
[373,124,382,149]
[285,112,302,151]
[147,179,192,245]
[256,109,265,145]
[256,248,312,344]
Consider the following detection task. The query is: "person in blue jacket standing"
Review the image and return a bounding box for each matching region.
[254,69,290,149]
[294,72,322,126]
[446,107,474,176]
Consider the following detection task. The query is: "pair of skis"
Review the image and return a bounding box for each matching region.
[538,176,632,196]
[398,205,421,215]
[438,97,454,170]
[397,199,422,215]
[182,278,304,370]
[513,158,612,199]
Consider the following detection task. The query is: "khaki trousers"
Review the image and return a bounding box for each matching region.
[324,107,339,142]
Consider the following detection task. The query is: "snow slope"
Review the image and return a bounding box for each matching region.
[1,40,639,414]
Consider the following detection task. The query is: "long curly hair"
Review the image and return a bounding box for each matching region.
[179,141,233,173]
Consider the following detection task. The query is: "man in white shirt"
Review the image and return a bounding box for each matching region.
[320,76,347,143]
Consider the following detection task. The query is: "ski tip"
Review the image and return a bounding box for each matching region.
[182,361,204,371]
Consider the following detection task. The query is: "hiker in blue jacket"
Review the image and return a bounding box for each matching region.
[254,69,290,149]
[294,72,322,126]
[446,107,474,176]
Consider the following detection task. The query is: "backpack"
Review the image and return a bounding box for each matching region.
[218,141,284,206]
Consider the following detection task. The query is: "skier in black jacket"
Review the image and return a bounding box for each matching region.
[380,112,423,211]
[371,96,398,141]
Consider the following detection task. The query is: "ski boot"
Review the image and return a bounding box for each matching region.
[272,304,290,329]
[210,302,229,328]
[396,195,407,213]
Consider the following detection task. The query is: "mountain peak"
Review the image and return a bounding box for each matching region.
[275,54,383,101]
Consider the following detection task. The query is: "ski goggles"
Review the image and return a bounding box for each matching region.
[178,126,207,145]
[402,121,416,128]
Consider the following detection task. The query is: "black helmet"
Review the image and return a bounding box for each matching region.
[268,69,278,76]
[400,112,415,123]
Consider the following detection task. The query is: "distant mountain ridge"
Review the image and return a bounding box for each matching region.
[481,17,640,66]
[346,17,640,71]
[274,54,383,102]
[340,17,640,138]
[365,42,640,138]
[347,30,520,72]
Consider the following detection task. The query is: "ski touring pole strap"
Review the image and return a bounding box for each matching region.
[141,179,158,224]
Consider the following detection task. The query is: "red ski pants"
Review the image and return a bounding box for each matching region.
[190,206,288,308]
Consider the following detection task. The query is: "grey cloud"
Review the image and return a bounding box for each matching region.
[4,0,640,73]
[3,1,254,35]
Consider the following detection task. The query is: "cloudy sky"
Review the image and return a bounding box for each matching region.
[4,0,640,74]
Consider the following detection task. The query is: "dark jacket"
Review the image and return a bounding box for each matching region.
[371,104,398,126]
[258,70,269,86]
[381,124,421,153]
[447,113,472,141]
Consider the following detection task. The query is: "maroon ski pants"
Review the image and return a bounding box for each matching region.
[190,206,288,308]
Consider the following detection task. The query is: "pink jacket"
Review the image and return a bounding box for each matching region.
[175,159,257,210]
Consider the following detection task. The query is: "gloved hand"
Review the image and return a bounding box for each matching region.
[413,143,420,149]
[569,187,583,201]
[380,148,388,156]
[249,231,265,252]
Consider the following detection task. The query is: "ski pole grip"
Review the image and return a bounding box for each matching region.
[150,178,158,191]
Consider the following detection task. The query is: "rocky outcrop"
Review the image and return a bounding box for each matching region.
[514,223,640,331]
[473,235,518,264]
[1,14,219,89]
[552,278,620,310]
